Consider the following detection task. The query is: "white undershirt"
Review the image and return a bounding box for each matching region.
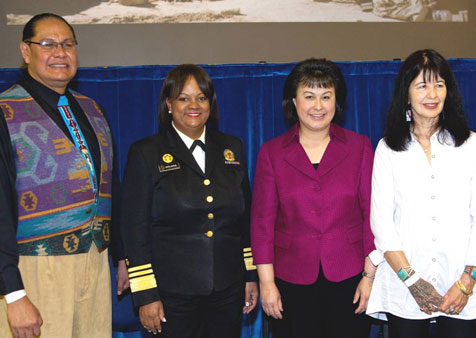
[172,122,206,173]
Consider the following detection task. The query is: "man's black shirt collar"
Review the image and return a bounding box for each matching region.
[18,71,70,110]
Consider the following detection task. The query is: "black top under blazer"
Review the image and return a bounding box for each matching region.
[121,126,255,308]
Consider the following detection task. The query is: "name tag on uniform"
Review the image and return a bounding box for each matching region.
[158,153,181,172]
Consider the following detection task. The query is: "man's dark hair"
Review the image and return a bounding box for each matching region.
[22,13,77,43]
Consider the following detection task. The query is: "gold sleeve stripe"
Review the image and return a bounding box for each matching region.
[130,274,157,293]
[244,257,256,271]
[128,263,152,273]
[243,252,253,258]
[130,274,156,285]
[243,247,252,253]
[128,269,154,279]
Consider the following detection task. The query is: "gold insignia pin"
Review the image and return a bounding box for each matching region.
[223,149,235,162]
[162,153,173,163]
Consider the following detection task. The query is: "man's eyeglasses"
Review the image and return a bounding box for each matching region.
[24,39,78,52]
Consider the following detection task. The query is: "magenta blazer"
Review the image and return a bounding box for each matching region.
[251,123,375,284]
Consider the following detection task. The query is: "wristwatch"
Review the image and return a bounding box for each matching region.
[362,271,375,279]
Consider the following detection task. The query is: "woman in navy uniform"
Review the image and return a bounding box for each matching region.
[121,64,258,337]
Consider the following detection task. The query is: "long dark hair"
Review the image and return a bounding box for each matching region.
[384,49,469,151]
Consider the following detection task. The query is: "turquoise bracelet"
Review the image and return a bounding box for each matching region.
[464,265,476,281]
[397,266,415,282]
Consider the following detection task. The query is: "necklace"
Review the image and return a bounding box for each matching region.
[418,142,430,152]
[415,138,430,153]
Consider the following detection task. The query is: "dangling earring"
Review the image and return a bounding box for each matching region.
[168,110,172,114]
[406,107,412,122]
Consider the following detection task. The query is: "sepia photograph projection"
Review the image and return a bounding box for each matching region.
[5,0,469,24]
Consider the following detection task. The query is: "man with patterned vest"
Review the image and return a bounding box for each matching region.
[0,13,126,338]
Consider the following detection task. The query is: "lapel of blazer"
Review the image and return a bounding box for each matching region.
[283,124,318,181]
[205,129,220,178]
[283,123,348,182]
[165,126,205,177]
[316,124,348,178]
[283,142,318,182]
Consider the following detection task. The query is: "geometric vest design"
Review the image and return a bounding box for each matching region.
[0,84,112,256]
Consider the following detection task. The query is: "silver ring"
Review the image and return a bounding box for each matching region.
[449,308,455,313]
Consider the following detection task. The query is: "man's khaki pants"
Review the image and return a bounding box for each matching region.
[0,245,111,338]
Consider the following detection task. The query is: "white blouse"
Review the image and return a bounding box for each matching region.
[367,131,476,320]
[172,122,206,173]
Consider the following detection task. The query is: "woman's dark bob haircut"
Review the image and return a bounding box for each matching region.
[158,64,218,126]
[22,13,77,43]
[384,49,470,151]
[282,58,347,124]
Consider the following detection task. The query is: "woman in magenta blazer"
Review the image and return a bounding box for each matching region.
[251,58,377,338]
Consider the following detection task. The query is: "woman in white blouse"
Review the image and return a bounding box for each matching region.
[367,49,476,337]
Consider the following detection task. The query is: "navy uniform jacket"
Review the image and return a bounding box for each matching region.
[121,126,256,308]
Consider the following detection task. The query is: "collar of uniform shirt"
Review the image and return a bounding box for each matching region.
[172,122,206,149]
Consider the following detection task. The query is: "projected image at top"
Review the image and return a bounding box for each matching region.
[5,0,469,24]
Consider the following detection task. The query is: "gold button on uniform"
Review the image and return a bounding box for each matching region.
[203,179,211,186]
[206,231,214,237]
[206,196,213,203]
[208,213,214,220]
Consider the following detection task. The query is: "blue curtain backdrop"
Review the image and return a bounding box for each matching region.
[1,59,476,338]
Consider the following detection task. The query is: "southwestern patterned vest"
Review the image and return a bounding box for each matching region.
[0,85,113,256]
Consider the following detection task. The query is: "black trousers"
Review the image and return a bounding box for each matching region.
[145,281,244,338]
[271,266,371,338]
[387,313,476,338]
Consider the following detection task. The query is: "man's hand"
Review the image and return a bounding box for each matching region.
[7,296,43,338]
